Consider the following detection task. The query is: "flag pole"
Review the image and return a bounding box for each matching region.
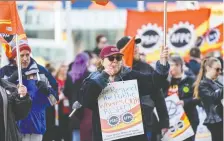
[162,1,167,66]
[163,1,167,48]
[15,34,22,85]
[14,1,22,85]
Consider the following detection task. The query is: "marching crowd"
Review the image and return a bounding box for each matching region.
[0,34,223,141]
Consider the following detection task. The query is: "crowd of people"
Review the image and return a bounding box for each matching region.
[0,34,223,141]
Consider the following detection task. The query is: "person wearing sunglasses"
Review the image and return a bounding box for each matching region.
[75,45,169,141]
[194,57,223,141]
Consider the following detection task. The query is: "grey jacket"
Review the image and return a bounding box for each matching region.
[0,79,32,141]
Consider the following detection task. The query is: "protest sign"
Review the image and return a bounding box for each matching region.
[98,80,144,141]
[162,94,194,141]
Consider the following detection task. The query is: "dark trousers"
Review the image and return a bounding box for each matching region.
[58,114,72,141]
[151,132,161,141]
[184,122,198,141]
[206,122,223,141]
[43,114,72,141]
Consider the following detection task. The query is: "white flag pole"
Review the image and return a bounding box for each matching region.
[162,1,168,66]
[15,34,22,85]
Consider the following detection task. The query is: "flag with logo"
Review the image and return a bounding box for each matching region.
[92,0,109,6]
[0,1,27,59]
[125,8,211,62]
[196,23,223,55]
[0,1,18,34]
[120,36,135,68]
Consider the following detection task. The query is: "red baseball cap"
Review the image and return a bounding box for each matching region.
[99,46,123,59]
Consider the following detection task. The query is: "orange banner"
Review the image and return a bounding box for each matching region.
[0,1,18,34]
[198,23,223,55]
[0,1,27,59]
[125,8,211,62]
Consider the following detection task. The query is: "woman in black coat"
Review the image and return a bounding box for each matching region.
[76,45,169,141]
[194,57,223,141]
[0,79,31,141]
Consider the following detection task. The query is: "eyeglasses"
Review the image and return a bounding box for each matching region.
[108,55,122,62]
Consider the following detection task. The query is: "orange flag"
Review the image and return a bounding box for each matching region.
[0,1,27,59]
[125,8,211,62]
[199,23,223,55]
[0,35,12,58]
[92,0,109,6]
[0,1,18,34]
[120,36,135,68]
[0,1,25,35]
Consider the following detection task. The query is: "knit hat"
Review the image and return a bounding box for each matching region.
[116,36,141,50]
[11,44,31,59]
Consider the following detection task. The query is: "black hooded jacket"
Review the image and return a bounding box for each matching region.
[0,79,31,141]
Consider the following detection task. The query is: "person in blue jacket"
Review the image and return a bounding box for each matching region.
[0,44,58,141]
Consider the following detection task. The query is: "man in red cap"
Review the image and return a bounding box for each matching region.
[0,43,58,141]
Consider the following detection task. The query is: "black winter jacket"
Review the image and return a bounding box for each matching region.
[77,61,169,141]
[133,60,154,74]
[0,79,32,141]
[164,74,200,125]
[199,77,223,125]
[133,59,169,132]
[64,71,90,129]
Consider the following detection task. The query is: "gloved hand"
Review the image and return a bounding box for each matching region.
[8,70,21,83]
[36,81,49,96]
[7,69,26,84]
[8,71,18,83]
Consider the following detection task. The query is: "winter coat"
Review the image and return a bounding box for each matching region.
[163,74,200,125]
[64,71,90,129]
[0,79,32,141]
[199,77,223,125]
[186,59,200,76]
[0,58,58,134]
[132,60,154,74]
[132,59,169,133]
[77,61,169,141]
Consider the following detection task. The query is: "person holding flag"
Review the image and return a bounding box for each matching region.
[117,36,169,141]
[0,43,58,141]
[0,2,58,140]
[74,45,169,141]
